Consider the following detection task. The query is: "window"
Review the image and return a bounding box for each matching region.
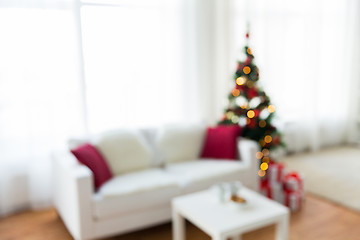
[232,0,355,151]
[80,0,185,133]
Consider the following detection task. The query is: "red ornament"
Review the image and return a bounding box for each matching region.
[234,108,244,115]
[236,63,244,71]
[247,88,258,99]
[236,84,245,91]
[244,57,252,65]
[247,118,257,128]
[246,32,249,38]
[273,135,280,145]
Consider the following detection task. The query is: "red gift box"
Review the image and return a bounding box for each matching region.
[283,172,304,211]
[284,189,302,211]
[268,161,285,184]
[284,172,304,192]
[260,177,285,204]
[260,179,272,198]
[260,162,304,209]
[271,183,285,204]
[260,161,305,210]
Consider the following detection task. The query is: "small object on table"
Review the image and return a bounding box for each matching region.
[230,195,246,204]
[230,181,243,195]
[213,183,228,203]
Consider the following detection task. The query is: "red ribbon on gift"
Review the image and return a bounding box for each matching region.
[284,172,303,192]
[276,163,285,182]
[269,161,285,183]
[284,189,302,210]
[260,179,272,199]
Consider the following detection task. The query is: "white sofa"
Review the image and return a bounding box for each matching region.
[52,124,259,240]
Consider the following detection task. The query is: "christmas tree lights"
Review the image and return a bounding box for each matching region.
[218,32,285,177]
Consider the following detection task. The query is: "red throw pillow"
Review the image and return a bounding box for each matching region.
[200,125,242,160]
[71,143,113,191]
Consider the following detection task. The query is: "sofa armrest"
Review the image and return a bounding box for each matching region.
[238,137,258,167]
[52,151,94,240]
[237,137,260,191]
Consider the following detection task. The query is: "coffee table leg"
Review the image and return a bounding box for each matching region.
[231,235,242,240]
[275,214,289,240]
[213,235,227,240]
[172,209,186,240]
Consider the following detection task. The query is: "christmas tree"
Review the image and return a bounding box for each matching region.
[219,32,284,177]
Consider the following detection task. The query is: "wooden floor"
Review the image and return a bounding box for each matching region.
[1,194,360,240]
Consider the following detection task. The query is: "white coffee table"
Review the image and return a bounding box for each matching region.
[172,187,289,240]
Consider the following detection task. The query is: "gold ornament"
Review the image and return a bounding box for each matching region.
[264,135,272,143]
[243,66,251,74]
[247,110,255,118]
[256,151,263,159]
[259,120,266,128]
[262,148,270,157]
[247,48,252,55]
[232,89,240,97]
[236,77,246,85]
[260,162,269,171]
[258,169,266,177]
[268,105,276,113]
[240,103,248,109]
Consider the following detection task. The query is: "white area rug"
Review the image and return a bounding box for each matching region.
[281,146,360,212]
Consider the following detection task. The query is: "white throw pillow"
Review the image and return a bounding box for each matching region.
[155,124,206,164]
[94,129,153,175]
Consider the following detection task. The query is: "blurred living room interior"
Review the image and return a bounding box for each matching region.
[0,0,360,239]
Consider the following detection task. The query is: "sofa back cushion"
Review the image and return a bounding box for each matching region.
[155,124,206,164]
[138,127,164,167]
[94,129,153,175]
[71,143,113,190]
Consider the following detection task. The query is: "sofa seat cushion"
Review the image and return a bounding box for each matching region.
[93,169,180,220]
[165,160,246,192]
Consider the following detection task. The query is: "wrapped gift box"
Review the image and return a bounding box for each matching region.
[271,183,285,204]
[268,161,285,185]
[260,161,305,211]
[284,189,302,211]
[260,178,285,204]
[260,179,272,198]
[284,171,304,192]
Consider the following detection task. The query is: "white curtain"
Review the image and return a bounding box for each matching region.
[182,0,235,125]
[0,2,84,215]
[0,0,199,216]
[80,0,196,133]
[230,0,360,153]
